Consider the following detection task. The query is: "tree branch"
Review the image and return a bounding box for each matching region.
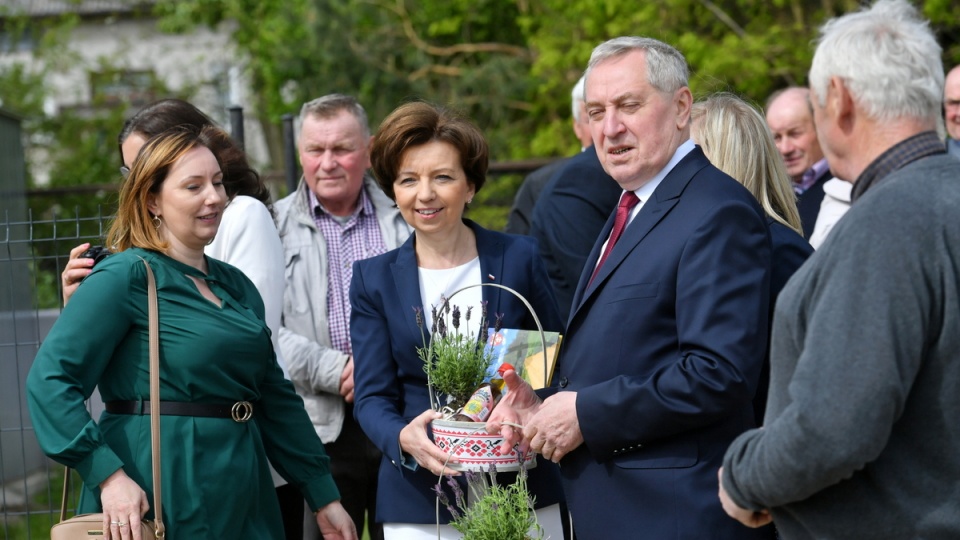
[409,64,463,80]
[387,0,530,58]
[698,0,746,38]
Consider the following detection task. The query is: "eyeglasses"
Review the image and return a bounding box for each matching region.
[120,166,130,178]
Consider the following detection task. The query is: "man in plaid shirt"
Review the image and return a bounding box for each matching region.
[275,94,411,540]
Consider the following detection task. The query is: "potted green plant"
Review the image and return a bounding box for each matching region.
[415,300,499,415]
[433,460,544,540]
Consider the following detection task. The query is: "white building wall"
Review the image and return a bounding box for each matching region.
[0,15,270,186]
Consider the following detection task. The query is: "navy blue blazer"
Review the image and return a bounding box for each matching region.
[530,146,622,318]
[557,147,776,539]
[754,219,813,424]
[505,156,569,235]
[349,220,564,525]
[797,167,832,239]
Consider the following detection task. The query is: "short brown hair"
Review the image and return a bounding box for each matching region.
[107,125,226,252]
[369,101,488,201]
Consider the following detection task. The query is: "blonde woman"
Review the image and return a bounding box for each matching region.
[691,93,813,423]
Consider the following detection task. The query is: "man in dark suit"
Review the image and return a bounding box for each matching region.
[505,76,595,235]
[489,36,773,540]
[766,87,833,238]
[529,144,620,317]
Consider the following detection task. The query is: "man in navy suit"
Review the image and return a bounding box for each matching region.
[530,143,621,318]
[489,36,774,540]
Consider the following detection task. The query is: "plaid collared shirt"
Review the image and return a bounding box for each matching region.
[851,131,947,203]
[310,185,387,354]
[797,158,830,195]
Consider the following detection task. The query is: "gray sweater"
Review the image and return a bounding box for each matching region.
[722,153,960,539]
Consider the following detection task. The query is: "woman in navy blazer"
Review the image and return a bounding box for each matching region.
[691,93,814,423]
[349,102,565,539]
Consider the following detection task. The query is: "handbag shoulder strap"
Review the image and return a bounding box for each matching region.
[143,258,165,537]
[58,258,166,538]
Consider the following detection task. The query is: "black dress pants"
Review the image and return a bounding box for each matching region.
[303,405,383,540]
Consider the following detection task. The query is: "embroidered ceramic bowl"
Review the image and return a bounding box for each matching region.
[431,418,537,472]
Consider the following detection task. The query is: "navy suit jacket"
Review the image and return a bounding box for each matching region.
[530,146,622,318]
[557,147,775,539]
[797,167,833,239]
[349,220,564,524]
[505,156,569,235]
[754,220,813,423]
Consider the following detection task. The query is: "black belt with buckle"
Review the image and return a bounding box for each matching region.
[105,400,254,422]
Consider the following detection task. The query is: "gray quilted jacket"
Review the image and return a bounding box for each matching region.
[274,176,411,443]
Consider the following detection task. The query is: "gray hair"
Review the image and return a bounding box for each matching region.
[571,75,586,121]
[809,0,943,123]
[585,36,689,94]
[298,93,370,138]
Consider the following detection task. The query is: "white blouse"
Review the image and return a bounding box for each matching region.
[418,257,483,339]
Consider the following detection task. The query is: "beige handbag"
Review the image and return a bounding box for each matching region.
[51,259,166,539]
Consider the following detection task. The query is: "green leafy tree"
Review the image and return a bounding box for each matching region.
[11,0,959,236]
[153,0,537,228]
[150,0,959,229]
[524,0,960,151]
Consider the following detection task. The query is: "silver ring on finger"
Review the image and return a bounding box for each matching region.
[111,521,121,525]
[118,522,127,527]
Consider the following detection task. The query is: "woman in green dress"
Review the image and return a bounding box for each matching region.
[26,125,357,540]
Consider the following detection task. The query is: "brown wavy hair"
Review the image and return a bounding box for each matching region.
[107,125,225,253]
[369,101,488,202]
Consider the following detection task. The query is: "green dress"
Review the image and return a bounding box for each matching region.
[27,248,338,538]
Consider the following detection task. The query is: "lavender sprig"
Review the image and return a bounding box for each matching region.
[476,301,490,348]
[452,305,461,330]
[447,474,465,512]
[437,316,447,338]
[432,480,459,519]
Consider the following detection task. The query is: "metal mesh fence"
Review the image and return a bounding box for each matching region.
[1,208,112,540]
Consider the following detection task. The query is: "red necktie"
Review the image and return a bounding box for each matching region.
[590,191,640,285]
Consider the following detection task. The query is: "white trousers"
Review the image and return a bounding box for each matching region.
[383,503,564,540]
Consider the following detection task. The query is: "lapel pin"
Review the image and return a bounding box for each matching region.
[488,274,496,281]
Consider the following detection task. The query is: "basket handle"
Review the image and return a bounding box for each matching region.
[426,283,550,411]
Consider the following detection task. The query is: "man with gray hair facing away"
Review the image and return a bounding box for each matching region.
[505,75,596,234]
[276,94,411,540]
[529,77,621,317]
[720,1,960,537]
